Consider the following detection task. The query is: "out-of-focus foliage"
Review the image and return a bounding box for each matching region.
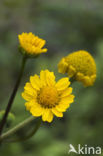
[0,110,15,128]
[0,0,103,156]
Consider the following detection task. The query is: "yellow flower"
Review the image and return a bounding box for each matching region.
[18,32,47,56]
[22,70,74,122]
[58,50,96,87]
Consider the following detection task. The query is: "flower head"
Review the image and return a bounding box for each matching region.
[22,70,74,122]
[58,50,96,87]
[18,32,47,57]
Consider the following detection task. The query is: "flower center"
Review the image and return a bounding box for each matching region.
[38,87,59,108]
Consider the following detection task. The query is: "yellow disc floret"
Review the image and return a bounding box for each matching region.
[22,70,74,122]
[38,87,59,108]
[18,32,47,56]
[58,50,96,87]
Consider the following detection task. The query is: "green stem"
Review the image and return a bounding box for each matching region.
[7,118,42,143]
[0,56,27,135]
[0,116,35,142]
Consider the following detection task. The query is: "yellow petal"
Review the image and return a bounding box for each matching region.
[56,77,70,91]
[24,82,37,96]
[42,109,53,122]
[30,103,43,117]
[52,108,63,117]
[38,40,46,48]
[82,75,96,87]
[46,70,56,86]
[68,65,76,77]
[56,93,75,112]
[76,72,84,81]
[40,70,56,86]
[42,48,48,53]
[61,87,73,98]
[22,92,33,101]
[60,95,75,104]
[58,58,68,74]
[40,70,47,86]
[25,102,30,110]
[91,75,96,83]
[25,101,35,111]
[30,75,41,90]
[56,102,70,112]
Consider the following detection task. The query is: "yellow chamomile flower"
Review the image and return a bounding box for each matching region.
[22,70,74,122]
[18,32,47,57]
[58,50,96,87]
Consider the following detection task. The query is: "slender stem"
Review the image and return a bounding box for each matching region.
[0,116,35,142]
[0,56,27,135]
[8,118,42,143]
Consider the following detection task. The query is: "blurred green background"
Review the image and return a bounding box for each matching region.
[0,0,103,156]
